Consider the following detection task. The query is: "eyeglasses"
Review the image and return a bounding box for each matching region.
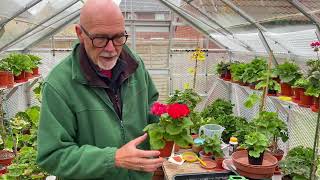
[80,25,128,48]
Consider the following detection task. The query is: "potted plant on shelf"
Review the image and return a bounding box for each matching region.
[166,89,201,112]
[215,61,231,80]
[241,57,267,88]
[305,59,320,112]
[27,54,42,76]
[280,146,313,180]
[230,62,246,83]
[240,131,269,165]
[0,59,13,88]
[144,102,194,157]
[6,53,33,82]
[274,60,302,97]
[255,70,280,96]
[293,77,313,107]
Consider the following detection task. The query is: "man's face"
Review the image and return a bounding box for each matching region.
[77,23,126,70]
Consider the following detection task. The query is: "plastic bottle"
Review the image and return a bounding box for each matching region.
[229,137,238,156]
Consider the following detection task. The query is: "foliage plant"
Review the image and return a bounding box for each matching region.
[306,59,320,97]
[215,61,230,76]
[201,99,234,119]
[27,54,42,69]
[255,70,280,92]
[240,131,268,158]
[144,102,194,149]
[166,89,201,111]
[230,62,246,82]
[0,58,11,72]
[212,115,248,144]
[241,57,267,84]
[202,134,224,158]
[293,77,309,89]
[189,113,215,134]
[274,60,302,85]
[251,111,288,153]
[6,53,34,76]
[280,146,314,180]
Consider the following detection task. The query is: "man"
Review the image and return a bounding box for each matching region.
[36,0,164,179]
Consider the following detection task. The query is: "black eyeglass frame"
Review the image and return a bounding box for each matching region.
[80,25,129,48]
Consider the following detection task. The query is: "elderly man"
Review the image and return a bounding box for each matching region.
[36,0,164,179]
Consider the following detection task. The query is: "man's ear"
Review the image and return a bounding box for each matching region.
[75,24,84,44]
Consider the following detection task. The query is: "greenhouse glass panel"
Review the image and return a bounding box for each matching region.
[0,0,81,50]
[299,0,320,20]
[0,0,32,18]
[9,13,79,50]
[120,0,171,20]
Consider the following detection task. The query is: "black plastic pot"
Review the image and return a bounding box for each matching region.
[248,152,264,165]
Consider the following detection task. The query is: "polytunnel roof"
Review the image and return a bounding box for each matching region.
[0,0,319,60]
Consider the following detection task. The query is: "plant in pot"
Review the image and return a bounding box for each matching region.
[143,102,194,157]
[251,111,288,161]
[274,60,302,97]
[293,77,313,107]
[27,54,42,76]
[201,99,234,119]
[240,131,269,165]
[255,70,280,96]
[215,61,231,80]
[241,57,267,87]
[6,53,33,82]
[0,58,13,88]
[305,59,320,112]
[166,89,201,112]
[213,115,248,144]
[230,62,247,83]
[280,146,313,180]
[201,134,224,169]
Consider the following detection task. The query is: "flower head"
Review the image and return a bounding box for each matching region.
[311,41,320,52]
[191,47,206,61]
[167,103,190,119]
[151,102,167,116]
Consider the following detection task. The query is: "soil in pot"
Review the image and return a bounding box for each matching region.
[248,152,264,165]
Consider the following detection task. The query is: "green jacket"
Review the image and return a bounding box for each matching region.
[37,43,159,180]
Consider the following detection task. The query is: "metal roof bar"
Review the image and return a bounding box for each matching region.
[0,0,43,29]
[182,0,254,52]
[158,0,228,50]
[10,9,80,51]
[23,12,80,51]
[0,0,80,53]
[287,0,320,41]
[220,0,279,66]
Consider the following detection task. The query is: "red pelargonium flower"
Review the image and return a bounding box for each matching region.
[311,41,320,47]
[151,102,167,116]
[167,103,190,119]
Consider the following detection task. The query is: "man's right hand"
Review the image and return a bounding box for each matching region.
[114,133,165,172]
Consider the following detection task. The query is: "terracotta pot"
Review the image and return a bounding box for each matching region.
[292,87,304,103]
[14,71,27,83]
[192,144,202,154]
[32,67,40,76]
[25,71,33,79]
[223,70,231,81]
[311,97,319,113]
[249,83,256,90]
[0,165,7,175]
[298,89,313,108]
[220,73,225,79]
[248,152,264,165]
[199,150,213,160]
[272,149,284,174]
[215,157,224,170]
[0,150,15,166]
[159,141,174,157]
[280,82,292,96]
[0,71,9,88]
[232,150,277,179]
[7,72,14,88]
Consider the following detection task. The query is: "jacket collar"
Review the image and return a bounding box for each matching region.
[71,43,138,88]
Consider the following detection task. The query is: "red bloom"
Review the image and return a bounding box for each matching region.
[167,103,190,119]
[151,102,167,116]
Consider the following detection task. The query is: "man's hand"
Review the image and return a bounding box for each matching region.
[115,133,165,172]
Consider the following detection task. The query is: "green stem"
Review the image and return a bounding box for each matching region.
[193,58,198,90]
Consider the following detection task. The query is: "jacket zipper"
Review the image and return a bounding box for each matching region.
[114,94,126,144]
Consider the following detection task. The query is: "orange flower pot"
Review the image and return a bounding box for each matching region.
[311,97,319,112]
[292,87,304,103]
[0,71,8,88]
[280,83,292,96]
[298,89,313,108]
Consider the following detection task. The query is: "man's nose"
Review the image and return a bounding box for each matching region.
[103,40,116,52]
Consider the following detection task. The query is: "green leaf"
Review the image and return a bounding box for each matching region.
[244,93,260,109]
[166,122,183,135]
[150,138,165,150]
